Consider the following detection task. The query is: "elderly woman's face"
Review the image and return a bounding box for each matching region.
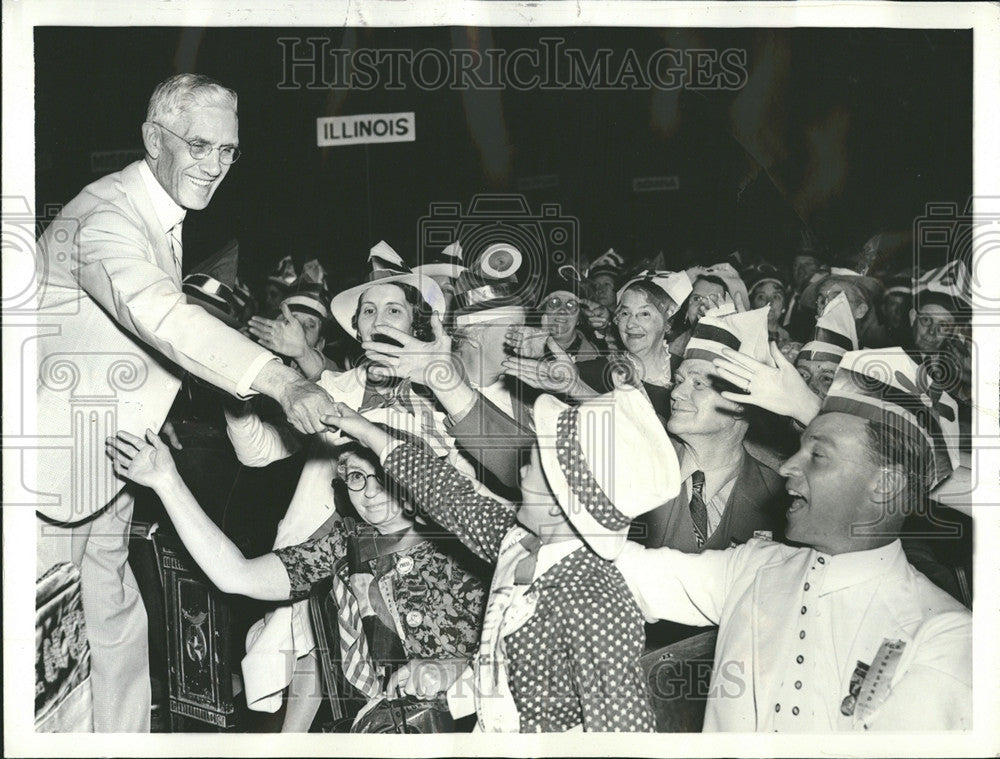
[616,288,667,356]
[751,281,786,325]
[356,283,414,342]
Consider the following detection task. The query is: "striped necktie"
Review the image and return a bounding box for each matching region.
[689,470,709,548]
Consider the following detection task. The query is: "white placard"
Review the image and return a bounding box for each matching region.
[316,111,415,146]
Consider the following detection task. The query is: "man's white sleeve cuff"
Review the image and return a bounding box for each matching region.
[236,353,280,399]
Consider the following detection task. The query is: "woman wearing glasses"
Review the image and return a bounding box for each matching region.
[108,432,485,728]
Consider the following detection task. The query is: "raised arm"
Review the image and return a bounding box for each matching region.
[107,429,290,600]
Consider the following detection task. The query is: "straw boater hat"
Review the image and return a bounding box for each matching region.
[684,304,773,365]
[283,279,330,322]
[797,292,858,364]
[912,259,972,321]
[616,270,693,315]
[330,241,445,340]
[414,241,466,280]
[822,347,960,488]
[533,386,681,559]
[182,273,243,328]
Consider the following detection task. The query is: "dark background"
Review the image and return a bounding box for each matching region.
[35,26,972,290]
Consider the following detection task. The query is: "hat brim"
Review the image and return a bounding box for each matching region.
[532,393,627,560]
[330,274,445,342]
[801,274,884,312]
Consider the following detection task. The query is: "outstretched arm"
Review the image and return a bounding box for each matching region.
[106,429,290,600]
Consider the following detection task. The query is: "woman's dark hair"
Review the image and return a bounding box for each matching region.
[332,440,415,521]
[350,281,435,341]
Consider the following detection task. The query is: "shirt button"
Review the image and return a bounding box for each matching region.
[804,583,810,591]
[792,706,800,716]
[818,556,826,564]
[405,611,423,627]
[794,681,802,689]
[775,703,781,712]
[800,606,807,614]
[799,630,806,639]
[796,655,804,664]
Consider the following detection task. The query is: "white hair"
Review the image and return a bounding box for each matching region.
[146,73,237,126]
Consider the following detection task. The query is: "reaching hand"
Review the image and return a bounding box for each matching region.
[502,337,581,394]
[579,297,612,333]
[711,342,821,426]
[106,429,180,491]
[321,402,390,454]
[504,324,550,359]
[279,379,339,434]
[360,312,457,389]
[248,303,308,359]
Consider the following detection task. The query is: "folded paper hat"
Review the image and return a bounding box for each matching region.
[533,386,681,560]
[912,259,972,318]
[267,254,298,289]
[798,292,858,364]
[414,241,467,280]
[685,304,772,365]
[821,348,960,488]
[587,248,625,280]
[283,278,330,321]
[330,241,445,340]
[183,273,242,328]
[616,269,693,314]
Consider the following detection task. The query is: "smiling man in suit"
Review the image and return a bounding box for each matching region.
[616,348,971,731]
[33,74,338,732]
[634,305,787,553]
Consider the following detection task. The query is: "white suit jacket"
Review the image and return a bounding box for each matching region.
[616,538,972,732]
[33,160,274,523]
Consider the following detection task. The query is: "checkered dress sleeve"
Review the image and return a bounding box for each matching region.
[383,442,516,563]
[272,526,348,600]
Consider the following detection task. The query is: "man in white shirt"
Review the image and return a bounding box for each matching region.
[616,348,972,731]
[33,73,337,732]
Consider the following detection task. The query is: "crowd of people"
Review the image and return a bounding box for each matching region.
[36,73,973,736]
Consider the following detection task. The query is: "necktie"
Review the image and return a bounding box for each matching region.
[689,470,709,548]
[167,222,183,279]
[513,534,542,585]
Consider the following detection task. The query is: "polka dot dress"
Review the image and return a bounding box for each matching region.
[386,442,656,732]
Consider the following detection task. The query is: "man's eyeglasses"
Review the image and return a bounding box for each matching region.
[152,121,241,165]
[915,314,957,333]
[337,471,381,493]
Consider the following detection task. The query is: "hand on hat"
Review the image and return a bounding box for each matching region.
[711,342,821,427]
[504,325,550,359]
[248,303,308,359]
[361,312,458,390]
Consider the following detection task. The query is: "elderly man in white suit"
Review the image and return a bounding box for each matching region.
[616,348,972,732]
[33,73,338,732]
